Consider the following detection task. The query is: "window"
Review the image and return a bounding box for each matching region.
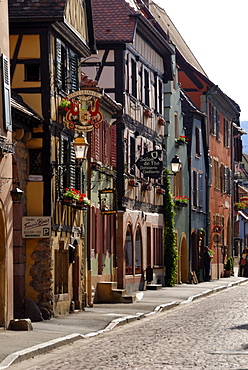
[55,39,79,94]
[59,135,76,194]
[216,110,220,140]
[55,241,68,294]
[192,170,197,207]
[214,159,220,190]
[174,167,182,198]
[224,119,230,147]
[144,69,150,107]
[158,80,163,114]
[174,113,178,139]
[153,227,163,266]
[25,64,40,81]
[125,225,133,275]
[29,149,42,175]
[199,173,203,208]
[135,227,142,274]
[195,126,201,156]
[131,58,137,98]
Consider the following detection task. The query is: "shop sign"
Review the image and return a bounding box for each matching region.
[22,217,51,238]
[99,188,117,215]
[135,150,163,178]
[62,88,103,132]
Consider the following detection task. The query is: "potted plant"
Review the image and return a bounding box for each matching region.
[224,257,234,277]
[58,98,71,116]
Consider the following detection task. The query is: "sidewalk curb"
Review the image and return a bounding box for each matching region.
[0,278,247,369]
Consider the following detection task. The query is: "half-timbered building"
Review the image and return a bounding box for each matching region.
[85,0,174,293]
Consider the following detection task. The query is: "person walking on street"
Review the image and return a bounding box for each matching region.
[204,246,213,281]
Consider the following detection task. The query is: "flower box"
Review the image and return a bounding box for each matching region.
[156,187,165,195]
[174,200,188,207]
[129,179,139,187]
[175,136,189,146]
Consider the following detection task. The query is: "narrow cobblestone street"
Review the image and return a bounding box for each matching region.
[12,283,248,370]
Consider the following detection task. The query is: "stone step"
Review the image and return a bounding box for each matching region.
[146,284,163,290]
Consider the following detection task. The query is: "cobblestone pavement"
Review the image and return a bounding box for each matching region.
[12,283,248,370]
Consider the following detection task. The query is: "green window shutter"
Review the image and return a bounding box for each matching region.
[68,141,76,189]
[69,51,79,93]
[1,54,12,131]
[55,39,63,90]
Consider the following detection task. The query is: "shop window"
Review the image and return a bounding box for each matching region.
[135,227,142,274]
[125,225,133,275]
[153,227,163,266]
[55,242,68,294]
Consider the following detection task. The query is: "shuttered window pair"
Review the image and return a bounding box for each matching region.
[55,39,79,94]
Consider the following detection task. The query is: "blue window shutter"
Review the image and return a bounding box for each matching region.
[2,54,12,131]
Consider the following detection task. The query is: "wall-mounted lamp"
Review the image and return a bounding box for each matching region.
[73,135,89,161]
[10,187,24,202]
[170,155,182,175]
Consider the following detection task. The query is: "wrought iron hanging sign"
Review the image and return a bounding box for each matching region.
[135,150,163,179]
[99,188,117,215]
[59,88,103,132]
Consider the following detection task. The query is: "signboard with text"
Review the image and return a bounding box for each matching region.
[135,150,163,179]
[22,217,51,238]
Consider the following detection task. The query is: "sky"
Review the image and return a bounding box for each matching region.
[155,0,248,123]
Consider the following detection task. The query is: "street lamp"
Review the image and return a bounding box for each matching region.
[10,187,24,202]
[170,155,182,174]
[73,135,89,160]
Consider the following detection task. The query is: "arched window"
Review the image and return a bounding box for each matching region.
[125,225,133,275]
[135,226,142,274]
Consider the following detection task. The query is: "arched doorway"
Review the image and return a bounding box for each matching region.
[135,226,142,274]
[125,225,133,275]
[181,237,188,283]
[0,206,6,326]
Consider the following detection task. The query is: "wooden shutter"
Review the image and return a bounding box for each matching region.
[69,51,78,93]
[55,39,63,90]
[208,155,212,186]
[68,141,76,189]
[96,208,102,254]
[110,124,117,168]
[198,173,203,207]
[1,54,12,131]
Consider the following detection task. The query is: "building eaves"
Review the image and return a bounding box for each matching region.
[11,93,43,129]
[8,0,66,21]
[147,2,207,77]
